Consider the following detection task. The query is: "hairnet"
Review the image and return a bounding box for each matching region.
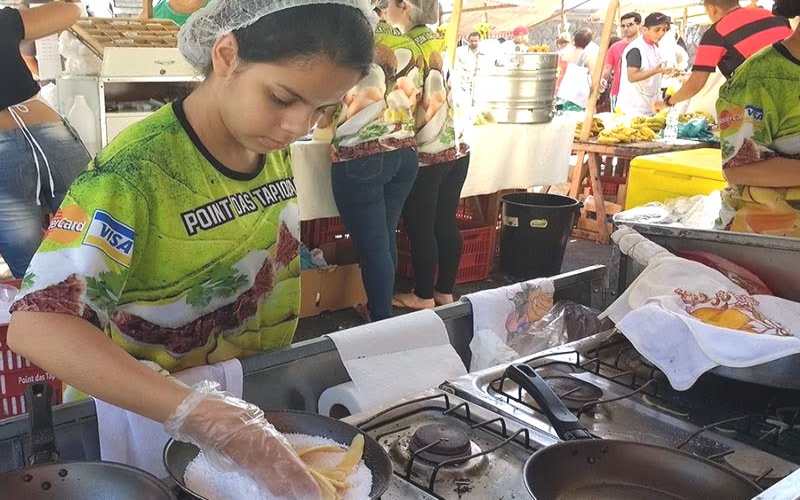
[403,0,439,25]
[179,0,378,72]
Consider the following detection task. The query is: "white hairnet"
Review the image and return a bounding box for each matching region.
[179,0,378,72]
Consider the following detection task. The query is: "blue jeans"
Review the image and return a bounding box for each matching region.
[0,119,90,277]
[332,148,418,321]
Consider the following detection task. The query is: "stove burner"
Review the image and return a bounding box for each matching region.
[543,376,603,403]
[722,449,797,481]
[410,424,472,464]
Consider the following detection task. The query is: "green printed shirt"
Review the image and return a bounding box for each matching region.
[718,43,800,168]
[407,25,467,166]
[12,101,301,371]
[332,21,423,161]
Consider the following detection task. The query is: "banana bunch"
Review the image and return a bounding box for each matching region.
[631,115,666,132]
[574,118,604,139]
[596,124,659,144]
[527,44,551,53]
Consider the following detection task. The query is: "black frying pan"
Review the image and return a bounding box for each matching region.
[164,410,392,499]
[506,364,762,500]
[0,384,173,499]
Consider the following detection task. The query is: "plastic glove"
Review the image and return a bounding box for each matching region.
[164,381,322,499]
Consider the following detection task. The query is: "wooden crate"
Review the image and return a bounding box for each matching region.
[572,198,622,243]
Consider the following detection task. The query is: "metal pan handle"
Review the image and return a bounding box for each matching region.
[25,383,59,466]
[505,364,593,441]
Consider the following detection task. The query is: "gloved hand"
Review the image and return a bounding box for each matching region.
[164,381,321,499]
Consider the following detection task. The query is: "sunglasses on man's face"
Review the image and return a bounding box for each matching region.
[621,22,638,28]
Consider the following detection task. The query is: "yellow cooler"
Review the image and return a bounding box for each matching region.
[626,148,728,208]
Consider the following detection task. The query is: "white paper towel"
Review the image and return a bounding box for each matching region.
[325,309,467,411]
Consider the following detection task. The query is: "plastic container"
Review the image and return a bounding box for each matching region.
[396,219,495,284]
[499,193,581,279]
[626,148,727,209]
[67,95,100,157]
[0,280,63,419]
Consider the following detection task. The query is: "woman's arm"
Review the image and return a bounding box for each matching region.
[19,1,82,41]
[8,312,189,422]
[723,156,800,188]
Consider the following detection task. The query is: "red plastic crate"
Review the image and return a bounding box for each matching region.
[599,175,627,197]
[303,217,351,249]
[0,279,63,419]
[396,219,495,284]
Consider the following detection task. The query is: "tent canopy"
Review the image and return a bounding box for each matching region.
[451,0,774,36]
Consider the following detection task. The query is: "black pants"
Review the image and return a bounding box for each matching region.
[402,155,470,299]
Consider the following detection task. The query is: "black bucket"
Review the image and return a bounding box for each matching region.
[499,193,581,279]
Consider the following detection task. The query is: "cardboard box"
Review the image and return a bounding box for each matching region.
[300,241,367,318]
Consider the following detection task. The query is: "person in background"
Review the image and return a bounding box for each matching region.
[143,0,211,26]
[504,25,529,53]
[0,2,90,279]
[602,12,641,110]
[716,0,800,238]
[8,0,375,497]
[654,0,791,111]
[617,12,673,116]
[561,28,598,74]
[454,31,481,119]
[555,32,571,53]
[385,0,470,310]
[596,35,621,113]
[328,2,421,322]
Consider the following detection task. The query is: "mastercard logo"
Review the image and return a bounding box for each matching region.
[46,205,89,244]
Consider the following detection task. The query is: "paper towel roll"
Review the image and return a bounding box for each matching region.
[326,309,467,412]
[318,382,364,418]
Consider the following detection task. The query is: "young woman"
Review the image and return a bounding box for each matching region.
[0,2,90,279]
[329,4,421,322]
[716,0,800,237]
[385,0,471,310]
[8,0,374,497]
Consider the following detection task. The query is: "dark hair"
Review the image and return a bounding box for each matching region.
[621,12,642,24]
[573,28,593,49]
[609,35,622,46]
[231,5,373,78]
[774,0,800,18]
[468,31,480,38]
[703,0,739,8]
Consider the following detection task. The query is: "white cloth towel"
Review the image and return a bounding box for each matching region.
[604,227,800,390]
[290,140,339,221]
[95,359,243,478]
[326,309,467,411]
[465,278,555,344]
[462,118,575,196]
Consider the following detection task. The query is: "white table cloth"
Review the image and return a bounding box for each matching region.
[290,115,576,221]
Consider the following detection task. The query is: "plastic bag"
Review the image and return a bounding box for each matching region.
[508,300,612,356]
[469,300,610,371]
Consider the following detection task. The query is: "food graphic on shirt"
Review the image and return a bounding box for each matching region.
[336,43,421,155]
[13,273,99,326]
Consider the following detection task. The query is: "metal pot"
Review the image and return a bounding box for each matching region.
[506,364,762,500]
[472,52,559,124]
[164,409,392,499]
[0,384,173,499]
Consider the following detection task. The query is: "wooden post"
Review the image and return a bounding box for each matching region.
[445,0,463,69]
[680,7,689,40]
[143,0,153,19]
[575,0,619,243]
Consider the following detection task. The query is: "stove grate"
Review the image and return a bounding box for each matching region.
[355,392,537,499]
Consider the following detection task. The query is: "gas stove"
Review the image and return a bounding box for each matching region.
[442,329,800,490]
[342,389,558,499]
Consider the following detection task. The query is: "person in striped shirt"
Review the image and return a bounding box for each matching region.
[654,0,791,111]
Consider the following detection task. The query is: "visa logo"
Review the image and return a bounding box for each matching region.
[83,210,135,267]
[745,105,764,121]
